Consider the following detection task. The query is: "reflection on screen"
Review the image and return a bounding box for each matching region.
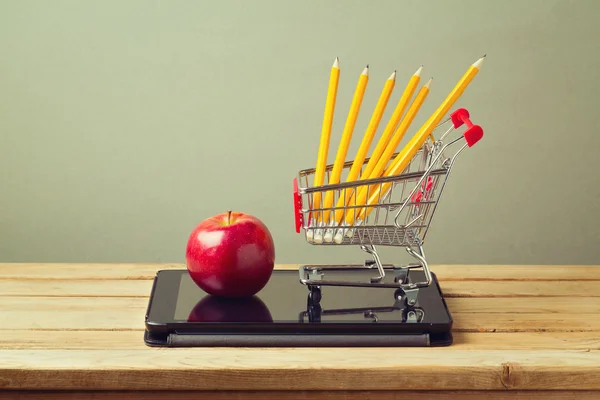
[173,270,450,324]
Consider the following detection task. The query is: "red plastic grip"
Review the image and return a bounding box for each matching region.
[451,108,471,129]
[412,177,434,203]
[412,191,423,203]
[450,108,484,147]
[425,176,433,192]
[293,178,303,233]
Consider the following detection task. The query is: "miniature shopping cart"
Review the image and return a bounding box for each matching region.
[292,108,484,306]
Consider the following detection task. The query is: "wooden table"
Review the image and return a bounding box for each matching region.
[1,263,599,399]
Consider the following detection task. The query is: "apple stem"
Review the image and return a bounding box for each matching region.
[227,210,232,225]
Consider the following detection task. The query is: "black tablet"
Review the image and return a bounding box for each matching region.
[144,268,453,347]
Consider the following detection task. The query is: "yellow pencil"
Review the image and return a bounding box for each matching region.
[361,55,486,222]
[311,57,340,222]
[322,71,396,242]
[319,65,369,223]
[384,55,485,180]
[358,66,422,182]
[358,78,433,220]
[342,77,433,226]
[325,70,395,225]
[330,66,421,229]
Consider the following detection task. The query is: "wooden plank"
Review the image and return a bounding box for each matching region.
[1,297,598,332]
[450,332,600,350]
[439,281,600,297]
[1,279,598,297]
[1,390,600,399]
[3,296,599,314]
[2,330,600,351]
[433,264,600,281]
[0,296,148,311]
[2,264,598,394]
[2,310,596,332]
[1,263,600,281]
[445,297,600,313]
[454,314,600,332]
[0,330,148,350]
[1,349,600,390]
[0,279,154,297]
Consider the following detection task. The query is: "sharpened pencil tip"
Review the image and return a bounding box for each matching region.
[362,66,369,76]
[414,66,423,77]
[473,55,486,69]
[388,70,396,80]
[424,77,433,88]
[333,57,339,68]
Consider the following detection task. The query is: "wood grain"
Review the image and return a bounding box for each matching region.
[449,331,600,350]
[446,297,600,313]
[1,263,599,281]
[0,330,149,350]
[454,313,600,332]
[2,279,599,298]
[2,309,598,332]
[1,349,600,390]
[2,330,600,350]
[2,296,599,332]
[4,295,599,314]
[1,390,600,399]
[1,263,600,393]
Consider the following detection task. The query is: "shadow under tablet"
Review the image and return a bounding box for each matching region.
[144,269,453,347]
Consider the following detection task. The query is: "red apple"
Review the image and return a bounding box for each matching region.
[185,211,275,298]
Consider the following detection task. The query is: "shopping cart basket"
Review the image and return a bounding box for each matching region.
[292,108,484,306]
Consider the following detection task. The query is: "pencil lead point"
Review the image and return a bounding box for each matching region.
[414,65,423,77]
[333,57,339,68]
[473,55,486,69]
[388,70,396,80]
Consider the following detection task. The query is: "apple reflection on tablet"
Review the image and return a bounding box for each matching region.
[187,294,273,323]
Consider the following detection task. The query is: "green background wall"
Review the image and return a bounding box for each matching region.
[1,0,599,266]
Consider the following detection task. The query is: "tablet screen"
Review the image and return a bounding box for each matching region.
[147,269,451,326]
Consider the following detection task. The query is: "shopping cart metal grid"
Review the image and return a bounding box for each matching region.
[293,108,484,306]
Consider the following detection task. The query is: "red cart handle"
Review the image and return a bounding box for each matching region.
[450,108,484,147]
[293,178,303,233]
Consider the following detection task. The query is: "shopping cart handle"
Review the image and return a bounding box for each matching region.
[293,178,303,233]
[450,108,484,147]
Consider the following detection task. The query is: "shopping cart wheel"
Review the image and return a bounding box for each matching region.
[394,288,404,301]
[404,288,419,307]
[403,307,423,323]
[394,288,419,307]
[393,269,409,284]
[308,286,322,304]
[307,303,322,323]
